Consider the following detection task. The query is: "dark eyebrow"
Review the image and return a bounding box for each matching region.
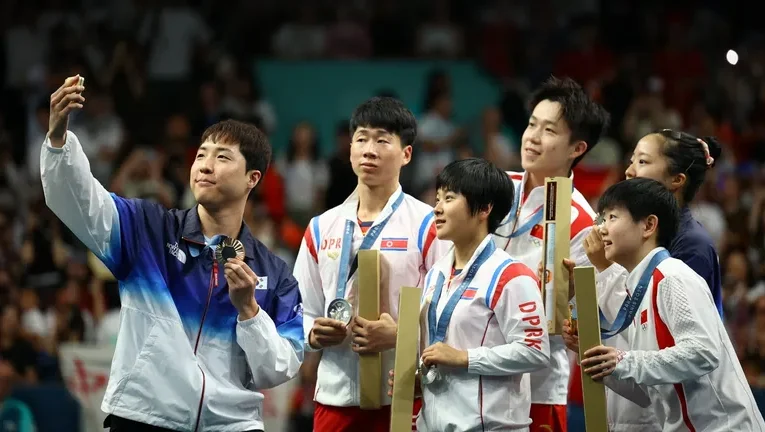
[354,128,392,137]
[529,115,557,126]
[198,144,233,153]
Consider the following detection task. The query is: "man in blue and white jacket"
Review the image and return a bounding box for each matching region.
[41,76,304,432]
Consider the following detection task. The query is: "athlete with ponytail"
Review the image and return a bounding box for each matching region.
[566,129,724,432]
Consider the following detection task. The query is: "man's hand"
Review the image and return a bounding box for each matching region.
[351,313,397,354]
[562,319,580,353]
[580,345,622,381]
[421,342,468,368]
[538,258,576,300]
[563,258,576,300]
[49,75,85,147]
[224,258,260,320]
[387,368,422,397]
[583,229,612,272]
[309,318,348,349]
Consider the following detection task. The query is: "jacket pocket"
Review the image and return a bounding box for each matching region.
[110,310,200,426]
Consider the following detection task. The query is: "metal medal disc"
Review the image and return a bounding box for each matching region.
[327,298,352,325]
[215,237,245,265]
[419,363,439,385]
[594,212,606,228]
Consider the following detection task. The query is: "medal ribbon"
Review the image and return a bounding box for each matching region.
[496,181,575,239]
[335,192,405,299]
[599,250,670,339]
[427,241,495,345]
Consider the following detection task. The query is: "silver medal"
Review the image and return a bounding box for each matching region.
[594,212,605,228]
[418,362,439,385]
[326,298,353,325]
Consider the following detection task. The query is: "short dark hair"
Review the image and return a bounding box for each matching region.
[597,178,679,249]
[436,158,514,233]
[649,129,723,206]
[349,97,417,147]
[528,76,610,169]
[200,119,271,174]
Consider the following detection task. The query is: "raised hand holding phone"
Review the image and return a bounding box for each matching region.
[48,76,85,148]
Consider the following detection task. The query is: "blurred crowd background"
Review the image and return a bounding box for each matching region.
[1,0,765,430]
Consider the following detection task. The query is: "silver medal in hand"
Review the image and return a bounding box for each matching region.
[326,298,352,325]
[418,361,439,385]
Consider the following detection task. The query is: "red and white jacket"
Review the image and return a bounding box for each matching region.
[492,171,595,405]
[293,185,450,408]
[602,248,765,432]
[417,235,550,431]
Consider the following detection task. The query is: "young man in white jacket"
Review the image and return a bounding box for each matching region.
[577,178,765,432]
[293,96,449,432]
[492,76,610,432]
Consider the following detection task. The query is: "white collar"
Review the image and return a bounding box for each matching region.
[432,234,496,280]
[625,247,668,289]
[517,170,575,202]
[340,184,404,225]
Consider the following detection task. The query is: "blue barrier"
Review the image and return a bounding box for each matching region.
[254,60,501,157]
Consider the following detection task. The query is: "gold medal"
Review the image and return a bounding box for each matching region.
[215,237,245,265]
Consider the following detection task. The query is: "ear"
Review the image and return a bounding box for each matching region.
[570,140,588,161]
[669,172,687,192]
[247,170,262,190]
[642,214,659,240]
[479,203,494,222]
[401,145,412,166]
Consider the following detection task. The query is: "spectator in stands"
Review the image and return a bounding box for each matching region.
[622,79,682,146]
[476,106,519,171]
[325,6,372,59]
[110,147,175,208]
[416,0,464,58]
[271,5,326,59]
[21,201,67,294]
[0,358,36,432]
[325,121,357,210]
[277,122,328,228]
[414,91,462,193]
[0,304,38,384]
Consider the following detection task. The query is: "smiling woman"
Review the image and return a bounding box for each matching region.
[403,158,550,432]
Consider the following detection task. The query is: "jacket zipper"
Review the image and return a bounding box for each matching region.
[193,253,218,432]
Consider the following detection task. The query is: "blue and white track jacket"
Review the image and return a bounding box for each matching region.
[41,132,304,431]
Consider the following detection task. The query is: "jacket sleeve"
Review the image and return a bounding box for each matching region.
[467,262,550,375]
[236,261,304,389]
[612,274,721,385]
[40,132,161,280]
[293,217,325,351]
[570,225,594,268]
[594,263,630,324]
[602,375,651,408]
